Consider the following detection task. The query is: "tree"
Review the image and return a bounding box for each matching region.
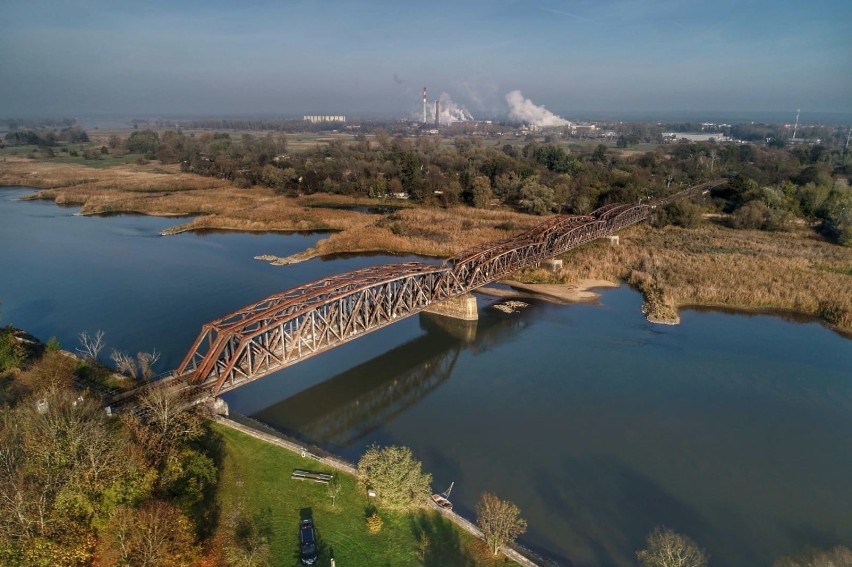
[518,178,555,215]
[774,545,852,567]
[77,330,105,361]
[137,350,161,381]
[476,492,527,555]
[110,349,138,379]
[637,527,708,567]
[17,350,75,393]
[0,387,151,561]
[356,444,431,510]
[0,327,24,371]
[471,175,493,208]
[135,383,205,460]
[99,502,198,566]
[126,129,160,155]
[326,475,342,508]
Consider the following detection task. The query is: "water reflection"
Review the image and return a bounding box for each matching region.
[253,303,534,449]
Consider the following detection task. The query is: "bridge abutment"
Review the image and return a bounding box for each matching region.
[423,293,478,321]
[207,397,229,417]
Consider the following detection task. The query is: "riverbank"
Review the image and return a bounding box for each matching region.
[556,223,852,332]
[2,157,850,333]
[211,417,529,566]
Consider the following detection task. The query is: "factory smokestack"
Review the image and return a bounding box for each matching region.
[423,87,427,124]
[435,100,439,128]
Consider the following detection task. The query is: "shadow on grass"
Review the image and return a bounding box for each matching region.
[410,510,480,567]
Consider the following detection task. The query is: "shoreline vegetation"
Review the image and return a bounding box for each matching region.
[1,156,850,334]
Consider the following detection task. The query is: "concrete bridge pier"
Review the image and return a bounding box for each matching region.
[419,311,478,343]
[423,293,478,321]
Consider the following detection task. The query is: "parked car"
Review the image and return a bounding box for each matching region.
[300,518,318,565]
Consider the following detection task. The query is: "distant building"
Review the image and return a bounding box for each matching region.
[303,115,346,123]
[662,132,728,143]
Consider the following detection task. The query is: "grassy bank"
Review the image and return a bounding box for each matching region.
[211,423,513,566]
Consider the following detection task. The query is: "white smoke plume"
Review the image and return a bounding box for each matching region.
[505,90,572,127]
[428,92,474,125]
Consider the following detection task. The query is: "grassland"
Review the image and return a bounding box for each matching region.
[211,423,513,566]
[1,155,849,333]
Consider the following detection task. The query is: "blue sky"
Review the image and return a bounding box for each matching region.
[1,0,850,118]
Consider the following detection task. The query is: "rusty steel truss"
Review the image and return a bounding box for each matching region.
[176,180,725,394]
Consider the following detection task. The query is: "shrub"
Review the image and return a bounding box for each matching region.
[366,512,383,534]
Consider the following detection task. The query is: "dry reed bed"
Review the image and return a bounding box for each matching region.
[1,157,534,252]
[262,207,540,263]
[559,224,852,331]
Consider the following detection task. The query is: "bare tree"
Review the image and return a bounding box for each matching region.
[137,383,204,454]
[110,350,138,379]
[101,502,198,566]
[76,330,105,361]
[326,475,342,508]
[136,350,161,381]
[774,545,852,567]
[637,527,708,567]
[476,492,527,556]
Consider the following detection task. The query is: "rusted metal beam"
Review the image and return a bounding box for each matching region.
[175,180,725,394]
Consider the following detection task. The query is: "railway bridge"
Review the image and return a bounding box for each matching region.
[171,180,725,396]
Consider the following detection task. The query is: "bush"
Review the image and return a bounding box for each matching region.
[366,512,383,534]
[656,201,704,228]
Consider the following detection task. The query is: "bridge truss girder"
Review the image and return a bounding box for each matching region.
[177,180,726,395]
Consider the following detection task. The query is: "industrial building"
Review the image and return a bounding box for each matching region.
[303,115,346,123]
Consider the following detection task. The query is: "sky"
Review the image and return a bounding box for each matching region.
[1,0,850,119]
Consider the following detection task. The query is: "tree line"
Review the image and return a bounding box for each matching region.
[107,126,852,245]
[3,126,89,147]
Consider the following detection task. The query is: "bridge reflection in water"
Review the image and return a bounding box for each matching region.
[252,303,536,449]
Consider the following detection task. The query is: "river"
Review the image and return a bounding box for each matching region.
[1,186,850,566]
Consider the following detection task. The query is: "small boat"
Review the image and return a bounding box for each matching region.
[431,482,454,510]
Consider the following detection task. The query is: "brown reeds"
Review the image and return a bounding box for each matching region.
[558,223,852,331]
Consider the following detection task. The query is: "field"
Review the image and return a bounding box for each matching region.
[211,423,514,566]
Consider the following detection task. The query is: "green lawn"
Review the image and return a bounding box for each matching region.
[214,423,516,567]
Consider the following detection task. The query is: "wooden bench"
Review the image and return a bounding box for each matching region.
[291,469,334,484]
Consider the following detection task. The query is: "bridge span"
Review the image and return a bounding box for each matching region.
[174,180,725,395]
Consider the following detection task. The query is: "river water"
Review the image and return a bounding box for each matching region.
[1,186,850,566]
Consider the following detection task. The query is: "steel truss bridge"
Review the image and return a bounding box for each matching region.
[176,180,725,395]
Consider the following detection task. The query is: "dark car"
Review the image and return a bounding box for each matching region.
[300,518,318,565]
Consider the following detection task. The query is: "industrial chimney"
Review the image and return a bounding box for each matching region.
[435,100,440,128]
[423,87,427,124]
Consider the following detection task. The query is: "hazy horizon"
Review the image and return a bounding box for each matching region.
[2,1,850,120]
